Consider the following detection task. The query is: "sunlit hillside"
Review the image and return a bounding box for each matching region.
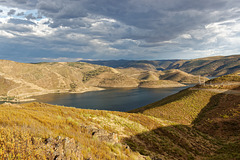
[0,60,203,102]
[0,102,230,160]
[0,73,239,159]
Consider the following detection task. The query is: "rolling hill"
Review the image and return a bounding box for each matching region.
[0,60,203,102]
[81,55,240,76]
[118,68,208,84]
[0,72,239,159]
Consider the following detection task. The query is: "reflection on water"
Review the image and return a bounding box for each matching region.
[32,86,191,112]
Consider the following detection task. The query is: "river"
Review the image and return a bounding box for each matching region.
[32,86,191,112]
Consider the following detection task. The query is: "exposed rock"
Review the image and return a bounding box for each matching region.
[44,136,82,160]
[83,125,119,143]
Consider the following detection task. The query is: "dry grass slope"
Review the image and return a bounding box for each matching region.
[0,60,206,102]
[131,73,240,159]
[0,102,233,160]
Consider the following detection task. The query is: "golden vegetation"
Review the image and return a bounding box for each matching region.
[0,102,151,159]
[130,89,218,124]
[139,80,185,88]
[130,74,240,159]
[0,101,231,159]
[0,60,205,102]
[1,60,239,159]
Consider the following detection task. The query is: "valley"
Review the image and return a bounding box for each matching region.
[0,55,239,159]
[0,72,239,159]
[1,1,240,159]
[0,60,206,102]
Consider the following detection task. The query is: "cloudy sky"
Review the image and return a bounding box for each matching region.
[0,0,240,62]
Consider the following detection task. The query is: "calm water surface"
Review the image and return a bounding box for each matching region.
[32,86,191,112]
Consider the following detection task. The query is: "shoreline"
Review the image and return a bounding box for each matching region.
[0,87,105,103]
[0,84,194,103]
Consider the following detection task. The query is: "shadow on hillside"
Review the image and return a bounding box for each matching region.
[123,124,218,159]
[192,86,240,139]
[124,86,240,159]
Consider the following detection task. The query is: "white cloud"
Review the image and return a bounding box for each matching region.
[35,57,85,62]
[0,30,15,38]
[181,34,192,39]
[0,1,240,62]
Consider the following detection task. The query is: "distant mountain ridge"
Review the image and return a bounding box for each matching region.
[80,55,240,76]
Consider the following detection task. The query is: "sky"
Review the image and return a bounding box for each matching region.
[0,0,240,62]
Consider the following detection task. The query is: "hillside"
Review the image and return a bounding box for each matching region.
[131,72,240,139]
[1,73,240,159]
[0,60,99,102]
[0,102,230,160]
[168,55,240,76]
[0,60,141,101]
[80,59,178,70]
[130,72,240,159]
[118,68,207,84]
[81,55,240,76]
[0,60,203,102]
[158,69,208,84]
[139,80,185,88]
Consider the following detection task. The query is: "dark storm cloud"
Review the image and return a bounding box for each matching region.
[1,0,240,62]
[25,13,36,20]
[0,0,37,9]
[37,1,62,13]
[14,0,27,4]
[17,12,25,16]
[3,0,236,43]
[8,18,36,25]
[7,9,16,15]
[49,18,86,28]
[81,0,239,42]
[1,19,34,33]
[0,25,32,32]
